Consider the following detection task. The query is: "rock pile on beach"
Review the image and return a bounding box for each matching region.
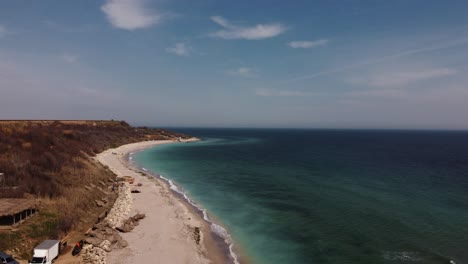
[116,213,146,233]
[105,182,132,228]
[81,181,133,264]
[84,221,128,249]
[81,244,107,264]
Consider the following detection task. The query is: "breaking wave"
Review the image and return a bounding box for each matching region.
[157,174,239,264]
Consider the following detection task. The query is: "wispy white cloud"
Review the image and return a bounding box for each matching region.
[42,20,96,33]
[60,54,79,64]
[288,39,329,48]
[349,68,457,87]
[210,16,287,40]
[349,89,409,99]
[255,88,317,97]
[166,43,191,56]
[227,67,254,77]
[0,25,6,37]
[101,0,161,30]
[211,16,230,28]
[284,37,468,83]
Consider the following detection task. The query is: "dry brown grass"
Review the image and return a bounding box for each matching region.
[0,120,188,258]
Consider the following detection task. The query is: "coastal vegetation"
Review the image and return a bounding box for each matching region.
[0,120,187,259]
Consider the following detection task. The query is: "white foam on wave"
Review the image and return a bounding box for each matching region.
[159,175,168,180]
[142,167,148,171]
[382,251,423,262]
[160,176,198,207]
[202,209,209,221]
[209,224,239,264]
[160,176,178,191]
[211,223,231,242]
[157,174,240,264]
[229,244,239,264]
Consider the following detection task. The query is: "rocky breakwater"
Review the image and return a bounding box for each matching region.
[81,181,141,264]
[105,181,132,228]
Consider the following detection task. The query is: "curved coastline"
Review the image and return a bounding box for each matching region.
[128,140,243,264]
[98,138,244,264]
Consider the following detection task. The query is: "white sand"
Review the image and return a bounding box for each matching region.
[96,139,217,264]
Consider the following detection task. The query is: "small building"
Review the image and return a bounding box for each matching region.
[0,199,37,229]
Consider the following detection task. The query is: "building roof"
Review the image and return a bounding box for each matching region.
[36,240,60,250]
[0,251,12,258]
[0,199,36,217]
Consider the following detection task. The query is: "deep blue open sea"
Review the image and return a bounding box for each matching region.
[132,129,468,264]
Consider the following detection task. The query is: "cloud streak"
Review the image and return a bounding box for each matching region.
[227,67,254,77]
[349,89,409,99]
[166,43,191,56]
[210,16,287,40]
[284,37,468,83]
[288,39,329,48]
[101,0,161,30]
[350,68,457,87]
[255,88,318,97]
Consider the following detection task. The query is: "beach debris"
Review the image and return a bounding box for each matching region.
[115,213,146,233]
[130,189,141,193]
[193,226,201,245]
[121,176,135,184]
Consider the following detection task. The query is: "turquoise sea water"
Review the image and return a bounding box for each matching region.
[132,129,468,264]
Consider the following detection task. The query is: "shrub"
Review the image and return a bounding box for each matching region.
[0,120,188,240]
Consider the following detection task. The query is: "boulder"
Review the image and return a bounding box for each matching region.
[95,200,105,207]
[84,237,103,247]
[116,213,146,233]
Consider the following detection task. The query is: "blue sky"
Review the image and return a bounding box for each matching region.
[1,0,468,129]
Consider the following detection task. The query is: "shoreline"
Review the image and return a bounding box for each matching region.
[96,139,240,264]
[127,161,243,264]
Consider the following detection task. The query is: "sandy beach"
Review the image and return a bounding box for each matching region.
[95,139,227,264]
